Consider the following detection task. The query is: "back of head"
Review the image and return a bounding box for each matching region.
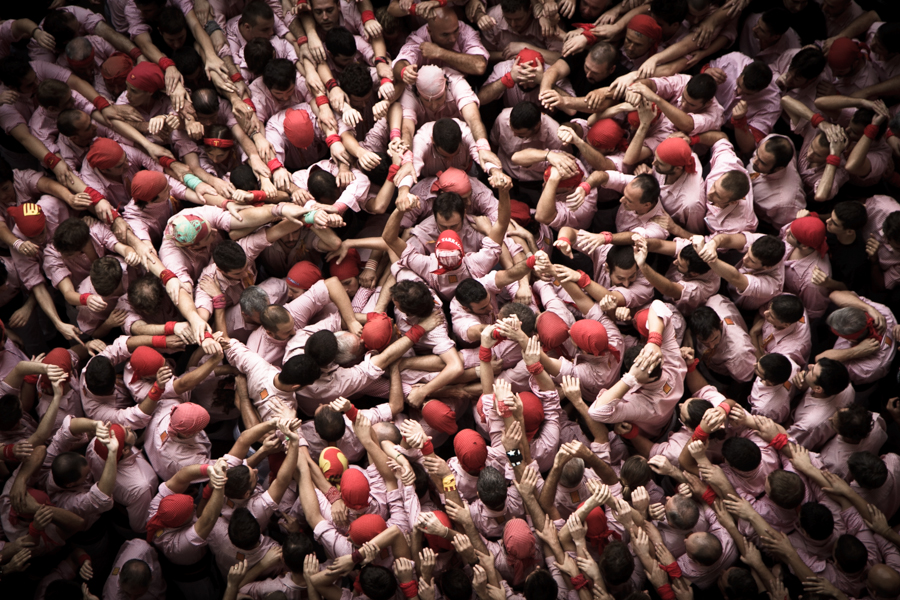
[120,559,152,592]
[619,456,651,500]
[758,353,792,385]
[689,306,721,340]
[245,38,275,76]
[560,458,585,488]
[667,494,700,530]
[308,168,338,202]
[588,41,617,66]
[36,79,71,110]
[679,243,711,274]
[230,164,260,191]
[128,273,166,315]
[510,102,541,131]
[283,532,314,572]
[157,6,187,35]
[599,541,635,585]
[224,464,252,499]
[834,404,873,442]
[391,280,435,318]
[606,245,636,271]
[799,502,834,541]
[212,240,247,272]
[315,406,347,442]
[524,569,559,600]
[306,329,338,367]
[499,302,536,336]
[770,294,804,324]
[359,565,397,600]
[689,531,723,566]
[192,87,220,116]
[240,0,275,28]
[325,27,356,58]
[433,191,465,222]
[281,354,321,386]
[790,47,827,80]
[722,436,762,472]
[767,470,805,509]
[834,534,868,574]
[240,285,270,317]
[884,212,900,245]
[90,256,123,297]
[650,0,687,25]
[750,235,784,267]
[172,46,204,79]
[686,73,717,102]
[760,8,791,35]
[260,305,291,333]
[440,568,473,600]
[812,357,850,396]
[44,10,77,49]
[848,451,888,489]
[434,118,462,154]
[722,568,758,600]
[833,201,867,232]
[622,344,662,380]
[632,174,660,207]
[477,466,507,508]
[263,58,296,91]
[764,135,794,170]
[51,452,87,487]
[742,61,772,92]
[339,62,374,98]
[455,277,487,308]
[719,170,750,201]
[877,22,900,54]
[228,507,261,550]
[53,218,90,253]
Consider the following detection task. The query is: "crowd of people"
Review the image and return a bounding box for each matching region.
[2,0,900,599]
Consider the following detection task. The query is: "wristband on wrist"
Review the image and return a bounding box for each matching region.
[646,331,663,346]
[148,381,163,401]
[660,562,682,578]
[690,135,701,146]
[399,581,419,599]
[230,72,243,82]
[270,203,284,218]
[479,345,492,362]
[526,361,544,375]
[401,150,414,164]
[152,335,167,349]
[405,324,426,344]
[164,321,177,335]
[267,158,284,172]
[826,154,842,166]
[620,424,641,440]
[577,270,591,289]
[569,574,590,590]
[718,402,732,416]
[421,440,434,455]
[380,77,393,87]
[766,433,788,450]
[202,483,213,499]
[691,425,710,442]
[92,95,111,111]
[243,98,257,112]
[364,259,378,271]
[297,36,308,45]
[578,182,591,194]
[686,357,700,373]
[2,444,16,461]
[346,405,359,421]
[43,151,60,169]
[601,231,613,244]
[324,78,338,91]
[325,134,341,147]
[374,56,389,65]
[325,486,341,504]
[361,9,375,22]
[158,57,175,70]
[351,549,363,564]
[657,584,676,600]
[129,47,144,61]
[158,156,176,169]
[303,210,318,226]
[212,295,227,309]
[199,464,210,477]
[251,190,268,202]
[160,269,178,285]
[558,236,571,246]
[701,485,717,506]
[864,124,880,139]
[730,115,749,130]
[79,293,91,306]
[85,187,105,205]
[810,113,825,128]
[390,128,401,140]
[183,174,202,190]
[500,72,515,88]
[526,254,537,269]
[28,522,42,538]
[204,332,214,340]
[408,3,418,14]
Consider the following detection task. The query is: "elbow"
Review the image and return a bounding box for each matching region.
[534,207,555,225]
[472,58,487,76]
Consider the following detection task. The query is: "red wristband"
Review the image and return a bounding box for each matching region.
[826,154,842,166]
[570,574,591,590]
[230,72,243,83]
[164,321,176,335]
[718,402,731,415]
[421,440,434,455]
[380,77,393,86]
[578,182,591,194]
[558,236,571,246]
[766,433,788,450]
[390,128,401,140]
[810,113,825,128]
[199,464,209,477]
[85,186,105,204]
[646,331,663,346]
[408,3,417,15]
[689,135,700,147]
[158,156,175,169]
[406,324,426,344]
[387,163,400,181]
[212,294,227,309]
[620,424,641,440]
[152,335,167,349]
[204,332,214,340]
[491,328,507,342]
[80,293,91,306]
[701,485,717,506]
[202,484,213,499]
[577,270,591,289]
[158,57,175,70]
[346,405,359,421]
[730,115,749,130]
[148,381,163,401]
[691,425,710,442]
[315,95,329,107]
[128,47,143,61]
[361,9,375,22]
[297,36,308,45]
[160,269,178,285]
[325,134,341,147]
[2,444,16,461]
[500,72,515,88]
[324,78,338,91]
[660,562,682,578]
[479,346,492,362]
[251,190,267,202]
[657,584,676,600]
[243,98,256,112]
[526,362,544,375]
[325,486,341,504]
[43,151,60,169]
[526,255,537,269]
[888,129,895,139]
[601,231,613,244]
[864,124,880,139]
[28,523,42,538]
[267,158,284,172]
[399,581,419,598]
[92,95,110,111]
[686,357,700,373]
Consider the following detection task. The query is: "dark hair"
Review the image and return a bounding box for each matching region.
[690,532,723,566]
[240,0,275,28]
[722,437,762,472]
[127,274,167,317]
[834,534,868,573]
[359,565,397,600]
[263,59,296,91]
[391,280,435,318]
[812,358,850,397]
[43,10,78,50]
[510,102,541,131]
[719,171,750,201]
[308,168,339,202]
[283,532,315,572]
[455,277,488,308]
[36,79,71,110]
[433,192,466,221]
[679,243,711,274]
[852,108,888,139]
[213,240,248,272]
[433,119,462,154]
[631,174,660,206]
[225,465,253,498]
[477,466,507,509]
[228,507,261,550]
[0,394,23,431]
[120,559,152,590]
[689,306,722,341]
[315,406,347,442]
[876,22,900,55]
[764,136,794,169]
[90,257,123,297]
[192,87,220,116]
[54,218,91,253]
[606,245,637,272]
[500,0,529,13]
[848,451,888,488]
[832,201,867,232]
[524,569,558,600]
[760,8,790,35]
[57,108,86,137]
[834,404,874,442]
[172,46,205,81]
[0,157,12,185]
[157,6,187,35]
[883,212,900,245]
[650,0,688,25]
[230,164,259,191]
[742,61,772,92]
[0,57,32,90]
[45,581,83,600]
[339,62,374,98]
[622,344,662,380]
[281,354,321,386]
[599,541,634,585]
[260,305,291,333]
[723,568,757,600]
[245,38,275,76]
[770,294,804,324]
[51,452,88,487]
[361,152,390,186]
[325,27,357,58]
[440,569,474,600]
[767,470,805,509]
[790,47,827,80]
[620,456,651,502]
[686,74,717,102]
[499,303,536,336]
[682,398,714,429]
[306,330,339,367]
[799,502,834,541]
[667,494,700,530]
[749,235,784,267]
[758,353,791,385]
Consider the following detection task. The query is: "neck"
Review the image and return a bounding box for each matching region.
[835,229,856,245]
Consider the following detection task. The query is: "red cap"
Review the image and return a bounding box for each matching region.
[656,137,696,173]
[519,391,544,440]
[587,119,628,153]
[9,203,46,238]
[146,494,194,541]
[453,429,487,473]
[93,423,126,461]
[430,168,471,196]
[516,48,545,68]
[790,215,828,257]
[433,230,464,274]
[570,320,619,361]
[536,311,570,351]
[340,468,370,510]
[633,308,650,338]
[827,37,863,71]
[130,346,165,383]
[131,170,168,203]
[509,199,532,225]
[127,62,165,94]
[544,164,584,189]
[286,261,322,290]
[284,107,315,149]
[328,248,362,281]
[169,403,210,436]
[421,400,458,434]
[319,446,349,483]
[348,513,387,545]
[361,313,393,352]
[86,137,125,170]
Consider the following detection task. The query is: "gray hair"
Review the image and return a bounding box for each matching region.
[825,307,867,336]
[560,458,585,488]
[239,286,269,316]
[65,37,94,62]
[334,331,360,366]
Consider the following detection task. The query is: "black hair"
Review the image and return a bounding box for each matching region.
[767,470,805,509]
[433,191,466,221]
[230,164,260,191]
[120,559,152,591]
[361,152,391,187]
[883,212,900,245]
[749,235,784,267]
[790,47,827,80]
[770,294,804,323]
[719,171,750,201]
[455,277,488,308]
[57,109,86,137]
[499,303,537,336]
[524,569,559,600]
[433,118,462,154]
[764,135,794,169]
[742,61,772,92]
[631,173,660,206]
[650,0,688,25]
[225,465,253,499]
[53,218,91,253]
[686,73,717,102]
[834,404,874,442]
[760,8,790,35]
[799,502,834,541]
[0,57,32,90]
[90,256,123,297]
[263,58,296,92]
[440,569,474,600]
[245,38,275,76]
[722,437,762,472]
[834,534,868,573]
[192,87,220,116]
[157,6,187,35]
[500,0,529,13]
[812,358,850,397]
[228,507,261,550]
[622,344,662,380]
[306,330,339,367]
[43,10,78,50]
[758,353,791,385]
[36,79,70,110]
[359,565,397,600]
[599,541,634,585]
[240,0,275,28]
[689,306,722,341]
[281,354,321,386]
[679,243,711,274]
[391,280,435,318]
[682,398,714,429]
[876,22,900,55]
[172,46,206,83]
[723,568,758,600]
[848,451,888,489]
[213,240,248,272]
[315,406,347,442]
[0,394,23,431]
[476,466,507,509]
[283,532,315,572]
[127,274,167,316]
[339,62,374,98]
[51,452,88,487]
[325,27,357,58]
[832,201,868,232]
[308,168,339,202]
[510,102,541,131]
[606,245,637,272]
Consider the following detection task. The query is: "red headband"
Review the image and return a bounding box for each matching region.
[67,46,95,69]
[203,138,234,148]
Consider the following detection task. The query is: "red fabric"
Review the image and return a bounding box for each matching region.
[147,381,163,401]
[656,137,696,173]
[340,468,370,510]
[424,510,454,551]
[131,170,168,202]
[157,57,175,71]
[405,324,426,343]
[267,159,284,172]
[454,429,487,473]
[432,230,464,274]
[730,115,749,130]
[230,72,243,82]
[519,392,544,440]
[702,486,717,506]
[634,308,649,338]
[325,134,341,147]
[92,95,110,111]
[657,584,676,600]
[387,163,400,181]
[315,95,329,107]
[577,270,591,288]
[647,331,663,346]
[503,519,537,583]
[766,433,788,450]
[790,215,828,256]
[479,345,492,362]
[128,47,143,61]
[3,444,16,461]
[580,503,620,553]
[127,62,165,94]
[573,23,597,45]
[152,335,167,348]
[284,107,315,148]
[620,424,641,440]
[864,124,880,140]
[431,168,472,195]
[329,248,362,281]
[130,346,164,383]
[38,348,71,391]
[165,322,176,335]
[169,403,210,436]
[570,575,591,590]
[93,423,126,461]
[827,37,863,71]
[286,261,322,290]
[87,137,125,170]
[159,156,176,169]
[536,311,570,357]
[9,203,46,239]
[146,494,194,541]
[160,269,177,285]
[831,312,883,343]
[362,312,393,351]
[84,187,105,205]
[826,154,842,166]
[80,293,90,306]
[544,165,584,189]
[526,255,537,269]
[348,513,387,545]
[510,199,532,225]
[627,15,663,46]
[516,48,545,67]
[526,361,544,375]
[422,400,458,434]
[810,113,826,128]
[570,320,619,361]
[660,562,682,578]
[243,98,257,112]
[8,488,52,526]
[587,118,629,152]
[361,9,375,21]
[399,581,419,598]
[691,425,710,442]
[43,151,60,169]
[102,53,134,85]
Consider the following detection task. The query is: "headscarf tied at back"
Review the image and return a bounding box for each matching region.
[453,429,488,473]
[503,519,537,584]
[127,62,165,94]
[146,494,195,541]
[101,53,134,87]
[169,403,210,436]
[284,107,315,148]
[656,137,696,173]
[329,248,362,281]
[164,214,212,247]
[588,119,629,153]
[790,215,828,256]
[86,137,125,170]
[570,320,620,362]
[626,15,663,53]
[416,65,446,100]
[431,168,472,196]
[580,502,621,553]
[536,311,571,358]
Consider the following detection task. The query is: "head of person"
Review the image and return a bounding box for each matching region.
[260,305,295,341]
[157,7,190,51]
[426,7,461,50]
[325,27,359,68]
[433,118,463,159]
[830,403,873,443]
[327,248,362,298]
[722,436,762,473]
[871,22,900,61]
[685,0,715,25]
[126,62,165,107]
[280,354,322,389]
[376,6,407,45]
[36,80,75,116]
[681,73,717,112]
[587,118,630,154]
[599,541,635,585]
[230,164,260,194]
[545,162,584,192]
[621,344,662,382]
[285,261,323,298]
[867,565,900,600]
[847,451,888,489]
[762,295,804,332]
[584,42,617,83]
[431,191,466,234]
[559,457,585,490]
[118,559,152,599]
[826,306,881,345]
[802,357,850,397]
[737,61,772,98]
[202,124,236,164]
[524,569,559,600]
[308,168,340,204]
[498,0,532,32]
[53,217,93,256]
[508,48,545,91]
[619,174,660,215]
[130,170,170,209]
[282,532,315,574]
[654,136,696,177]
[826,201,867,238]
[9,203,47,243]
[578,0,613,21]
[673,242,711,277]
[623,15,662,59]
[127,274,170,318]
[173,46,210,90]
[440,569,474,600]
[340,62,374,107]
[316,446,349,484]
[752,135,794,174]
[685,531,723,566]
[304,329,340,368]
[753,8,791,47]
[677,396,715,431]
[797,501,835,543]
[90,256,124,298]
[827,37,866,78]
[169,403,210,439]
[742,235,783,272]
[314,399,348,442]
[779,47,826,91]
[755,352,792,387]
[391,280,435,319]
[605,245,638,287]
[650,0,688,35]
[619,456,651,501]
[100,53,134,98]
[510,101,542,139]
[0,393,23,432]
[452,429,487,476]
[666,493,700,530]
[477,466,507,511]
[87,137,129,179]
[51,452,90,489]
[718,567,759,600]
[63,37,97,80]
[57,109,98,148]
[500,303,536,335]
[228,507,262,551]
[244,38,275,77]
[689,306,723,350]
[833,534,868,575]
[263,59,297,102]
[235,287,269,327]
[134,0,167,22]
[239,1,276,42]
[0,57,37,96]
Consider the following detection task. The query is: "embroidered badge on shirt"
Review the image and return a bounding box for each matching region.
[570,491,580,503]
[449,275,458,283]
[724,317,734,326]
[663,383,672,394]
[160,431,168,443]
[260,389,269,400]
[112,568,120,576]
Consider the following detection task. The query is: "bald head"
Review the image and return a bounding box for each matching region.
[427,7,461,49]
[686,532,722,566]
[869,565,900,598]
[560,458,585,488]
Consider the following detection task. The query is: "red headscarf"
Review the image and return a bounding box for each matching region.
[341,468,370,510]
[509,199,532,225]
[319,447,349,483]
[286,261,322,290]
[790,215,828,256]
[284,108,315,148]
[433,230,464,274]
[656,137,696,173]
[627,15,663,52]
[633,308,650,338]
[146,494,195,541]
[93,423,126,461]
[570,320,620,362]
[361,312,393,352]
[86,137,125,170]
[127,62,165,94]
[169,403,210,436]
[421,400,458,434]
[828,37,865,71]
[503,519,537,584]
[588,119,629,153]
[544,165,584,189]
[424,510,454,551]
[431,168,472,196]
[130,346,165,383]
[453,429,488,474]
[519,391,544,440]
[9,204,46,238]
[100,53,134,85]
[328,248,362,281]
[537,311,570,356]
[131,170,168,203]
[831,313,883,344]
[627,103,661,130]
[580,502,621,553]
[348,514,387,546]
[8,488,52,526]
[516,48,545,68]
[39,348,72,392]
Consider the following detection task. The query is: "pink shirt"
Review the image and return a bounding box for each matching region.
[729,232,786,311]
[401,68,479,127]
[76,263,129,334]
[302,403,393,463]
[579,243,655,309]
[404,176,499,227]
[194,229,271,314]
[697,295,757,382]
[158,206,233,286]
[787,384,856,450]
[122,190,183,245]
[749,355,799,423]
[657,504,715,559]
[651,74,725,136]
[144,400,212,481]
[225,339,296,420]
[208,519,279,576]
[864,195,900,290]
[42,220,120,289]
[29,91,93,155]
[664,238,721,314]
[87,442,158,533]
[411,119,481,178]
[102,539,166,600]
[676,511,739,590]
[853,453,900,518]
[867,23,900,82]
[80,338,153,429]
[265,105,330,171]
[249,73,312,125]
[80,144,163,209]
[485,60,575,108]
[481,382,562,472]
[292,354,386,418]
[292,160,370,214]
[748,135,806,229]
[824,57,880,96]
[481,4,562,52]
[449,270,525,342]
[820,413,889,480]
[738,13,800,64]
[702,139,757,235]
[0,61,71,135]
[798,125,849,201]
[654,154,707,233]
[396,237,501,302]
[772,49,820,117]
[604,171,670,240]
[394,23,489,69]
[224,16,296,82]
[722,429,783,501]
[491,109,563,182]
[147,483,208,565]
[832,297,897,386]
[780,233,832,321]
[709,52,781,135]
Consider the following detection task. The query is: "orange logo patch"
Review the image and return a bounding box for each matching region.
[260,389,269,400]
[724,318,734,326]
[449,275,458,283]
[783,381,792,390]
[112,568,120,576]
[570,491,580,503]
[663,383,672,394]
[160,431,168,443]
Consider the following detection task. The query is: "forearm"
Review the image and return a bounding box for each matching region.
[640,263,683,299]
[32,284,65,327]
[624,124,650,166]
